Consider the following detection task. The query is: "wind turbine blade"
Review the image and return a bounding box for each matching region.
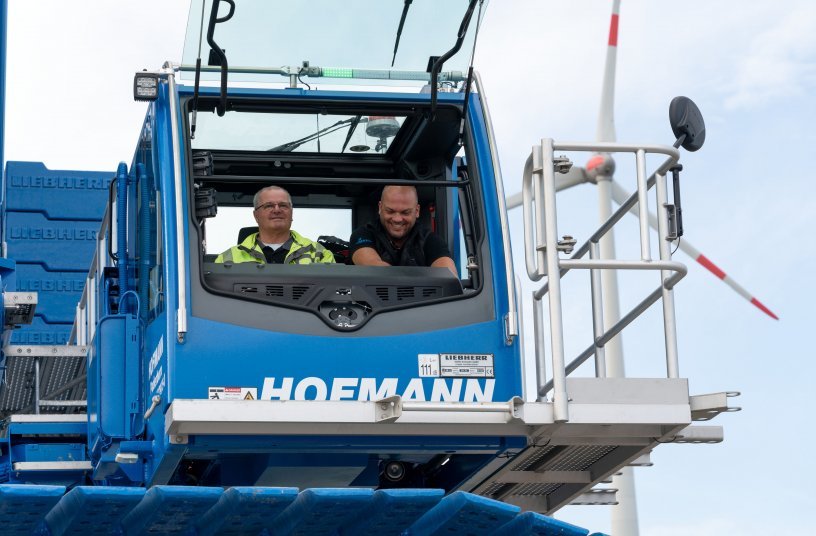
[609,180,779,320]
[596,0,621,143]
[505,165,589,210]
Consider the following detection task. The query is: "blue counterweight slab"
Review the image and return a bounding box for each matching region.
[195,486,299,536]
[119,485,223,535]
[407,490,520,536]
[493,511,591,536]
[43,486,145,536]
[14,263,87,324]
[0,484,65,535]
[273,488,374,536]
[340,488,445,536]
[3,162,112,344]
[0,485,601,535]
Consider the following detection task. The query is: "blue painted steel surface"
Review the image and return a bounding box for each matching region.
[88,315,141,449]
[409,491,520,535]
[7,420,87,436]
[2,161,112,343]
[119,486,222,535]
[493,511,591,536]
[44,486,145,536]
[0,484,64,535]
[4,485,596,535]
[342,488,444,535]
[0,0,6,175]
[195,487,298,536]
[174,316,517,402]
[274,488,374,535]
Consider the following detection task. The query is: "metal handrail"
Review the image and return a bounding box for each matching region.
[522,139,684,420]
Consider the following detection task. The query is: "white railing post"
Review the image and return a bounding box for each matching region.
[537,139,569,423]
[654,171,680,378]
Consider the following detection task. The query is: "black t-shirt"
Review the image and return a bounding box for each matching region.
[350,220,451,267]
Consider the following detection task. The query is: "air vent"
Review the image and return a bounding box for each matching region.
[239,286,258,293]
[265,286,284,297]
[421,288,438,298]
[396,287,414,300]
[292,286,309,300]
[375,287,390,301]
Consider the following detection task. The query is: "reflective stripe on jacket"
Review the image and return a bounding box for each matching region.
[215,231,334,265]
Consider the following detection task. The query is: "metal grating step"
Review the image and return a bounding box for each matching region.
[471,442,646,514]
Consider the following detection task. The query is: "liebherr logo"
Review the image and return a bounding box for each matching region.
[260,377,495,402]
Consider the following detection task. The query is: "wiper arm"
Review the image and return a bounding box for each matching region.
[340,116,363,153]
[429,0,479,120]
[205,0,236,117]
[268,117,357,152]
[391,0,413,67]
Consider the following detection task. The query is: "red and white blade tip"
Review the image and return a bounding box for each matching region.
[608,10,619,48]
[695,254,779,320]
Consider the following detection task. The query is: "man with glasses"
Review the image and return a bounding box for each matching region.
[215,186,334,265]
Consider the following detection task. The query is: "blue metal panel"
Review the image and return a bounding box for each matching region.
[0,0,6,176]
[273,488,374,536]
[0,485,597,535]
[195,486,298,536]
[467,94,518,359]
[94,316,127,437]
[44,486,145,536]
[3,211,102,270]
[0,484,64,535]
[3,162,111,220]
[3,162,112,343]
[119,485,222,535]
[8,316,70,344]
[8,421,87,436]
[10,443,84,463]
[88,315,140,453]
[15,263,86,323]
[408,490,520,535]
[340,488,444,536]
[174,316,519,403]
[493,511,591,536]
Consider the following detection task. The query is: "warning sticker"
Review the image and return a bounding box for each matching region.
[418,354,494,378]
[439,354,494,378]
[208,387,258,400]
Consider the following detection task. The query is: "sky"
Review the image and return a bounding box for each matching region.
[4,1,815,534]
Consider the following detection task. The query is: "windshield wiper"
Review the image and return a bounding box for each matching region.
[205,0,236,117]
[268,117,358,152]
[391,0,413,67]
[340,116,363,153]
[429,0,479,120]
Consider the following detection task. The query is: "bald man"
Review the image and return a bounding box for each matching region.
[350,185,457,275]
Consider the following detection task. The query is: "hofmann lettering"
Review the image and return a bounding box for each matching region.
[260,377,495,402]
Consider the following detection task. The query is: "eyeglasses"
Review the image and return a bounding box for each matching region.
[255,202,292,211]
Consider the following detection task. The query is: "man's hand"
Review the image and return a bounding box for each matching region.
[352,247,392,267]
[431,256,457,276]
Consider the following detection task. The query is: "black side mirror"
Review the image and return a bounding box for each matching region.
[669,96,706,152]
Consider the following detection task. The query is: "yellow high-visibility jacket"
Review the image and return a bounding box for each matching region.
[215,231,334,265]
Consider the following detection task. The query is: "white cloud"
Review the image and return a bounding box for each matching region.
[724,4,816,109]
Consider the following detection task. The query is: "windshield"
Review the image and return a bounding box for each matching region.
[182,0,488,86]
[191,111,408,154]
